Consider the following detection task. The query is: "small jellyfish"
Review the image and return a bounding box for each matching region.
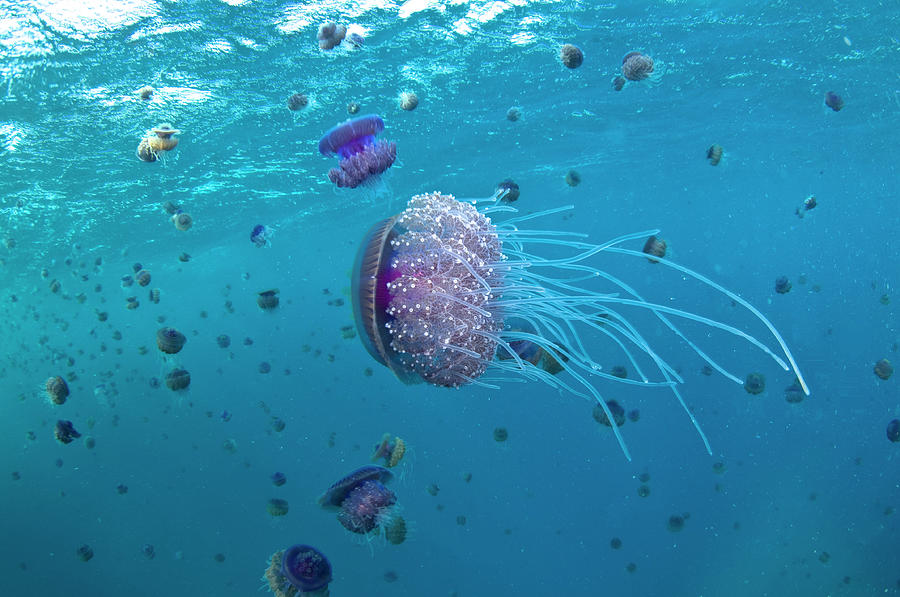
[506,106,521,122]
[627,409,640,423]
[610,537,622,550]
[318,114,396,188]
[399,92,418,111]
[270,416,285,431]
[216,334,231,348]
[384,515,407,545]
[610,365,628,379]
[136,270,151,287]
[560,44,584,68]
[565,170,581,187]
[794,195,817,220]
[138,86,154,100]
[149,124,180,153]
[886,419,900,443]
[213,553,226,563]
[493,427,508,442]
[622,51,654,81]
[267,498,290,517]
[257,289,280,311]
[874,358,893,380]
[76,544,94,562]
[172,212,193,231]
[347,102,361,114]
[165,368,191,391]
[141,544,155,559]
[347,32,365,48]
[667,514,685,532]
[317,22,346,50]
[46,376,70,405]
[287,93,308,111]
[613,76,626,91]
[593,400,626,427]
[157,327,186,354]
[163,201,179,215]
[497,179,520,203]
[371,433,406,467]
[178,252,191,262]
[784,382,805,403]
[117,483,128,494]
[825,91,844,112]
[744,372,766,395]
[642,235,667,263]
[250,225,273,248]
[271,472,287,487]
[707,144,723,166]
[53,420,81,445]
[132,263,143,273]
[774,276,792,295]
[148,288,161,304]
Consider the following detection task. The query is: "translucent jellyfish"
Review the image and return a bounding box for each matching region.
[157,327,186,354]
[707,144,723,166]
[165,368,191,391]
[825,91,844,112]
[46,376,70,405]
[399,92,418,111]
[774,276,792,294]
[250,225,274,248]
[317,22,346,50]
[257,289,280,311]
[318,114,396,189]
[371,433,406,468]
[55,420,81,444]
[286,93,308,111]
[887,419,900,443]
[349,191,809,459]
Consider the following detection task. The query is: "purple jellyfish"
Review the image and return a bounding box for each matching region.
[318,465,397,535]
[263,544,332,597]
[281,545,332,593]
[318,114,396,189]
[349,191,810,461]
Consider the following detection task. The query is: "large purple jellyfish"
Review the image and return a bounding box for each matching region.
[350,191,810,460]
[318,465,397,535]
[318,114,396,188]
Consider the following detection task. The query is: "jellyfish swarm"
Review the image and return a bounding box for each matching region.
[318,114,396,189]
[350,191,810,460]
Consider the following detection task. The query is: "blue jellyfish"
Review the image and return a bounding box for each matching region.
[350,191,810,460]
[319,465,397,534]
[318,114,396,188]
[250,225,274,248]
[264,544,332,597]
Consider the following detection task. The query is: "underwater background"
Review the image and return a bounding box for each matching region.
[1,0,898,595]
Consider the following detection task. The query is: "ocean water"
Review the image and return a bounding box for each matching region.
[1,0,898,595]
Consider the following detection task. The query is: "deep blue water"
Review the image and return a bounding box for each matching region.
[1,1,898,595]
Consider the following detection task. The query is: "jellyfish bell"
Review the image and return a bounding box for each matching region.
[157,327,186,354]
[707,144,723,166]
[349,191,809,460]
[318,114,396,189]
[149,124,180,152]
[560,44,584,69]
[257,289,280,310]
[318,465,393,508]
[46,376,70,405]
[250,225,274,248]
[172,212,193,231]
[622,51,655,81]
[317,22,346,50]
[264,546,332,597]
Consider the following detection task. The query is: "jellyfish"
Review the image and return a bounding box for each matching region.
[136,270,151,287]
[560,44,583,68]
[257,289,280,310]
[317,22,346,50]
[271,472,287,486]
[622,52,654,81]
[347,102,361,114]
[319,465,397,535]
[137,124,180,162]
[744,372,766,394]
[399,92,418,111]
[287,93,308,111]
[172,212,193,231]
[774,276,792,294]
[371,433,406,467]
[565,170,581,187]
[795,195,817,219]
[250,225,274,248]
[348,191,809,459]
[593,400,626,427]
[887,419,900,443]
[874,358,893,380]
[138,86,154,100]
[613,76,626,91]
[642,235,667,262]
[55,420,81,444]
[46,376,70,405]
[506,107,521,122]
[157,327,186,354]
[496,179,520,203]
[707,144,723,166]
[825,91,844,112]
[165,368,191,391]
[267,498,290,517]
[318,114,396,189]
[264,545,332,597]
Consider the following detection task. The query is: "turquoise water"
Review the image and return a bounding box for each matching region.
[2,0,899,595]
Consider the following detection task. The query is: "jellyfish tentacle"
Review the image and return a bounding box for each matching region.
[606,247,810,395]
